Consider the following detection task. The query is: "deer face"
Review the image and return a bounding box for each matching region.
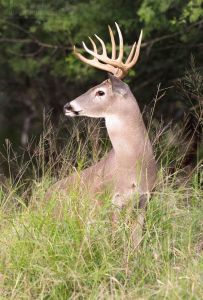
[64,74,131,118]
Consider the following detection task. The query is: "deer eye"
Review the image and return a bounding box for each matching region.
[96,90,105,96]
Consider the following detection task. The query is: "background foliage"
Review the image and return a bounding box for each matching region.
[0,0,202,159]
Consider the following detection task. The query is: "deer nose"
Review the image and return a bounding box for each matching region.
[64,103,73,113]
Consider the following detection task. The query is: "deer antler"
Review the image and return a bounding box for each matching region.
[74,22,143,79]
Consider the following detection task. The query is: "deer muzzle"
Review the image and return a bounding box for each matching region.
[64,102,82,116]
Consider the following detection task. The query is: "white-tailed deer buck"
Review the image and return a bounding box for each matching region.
[47,23,157,246]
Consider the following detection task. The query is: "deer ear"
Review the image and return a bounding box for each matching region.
[108,73,128,96]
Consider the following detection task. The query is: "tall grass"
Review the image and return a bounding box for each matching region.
[0,93,202,300]
[0,116,202,300]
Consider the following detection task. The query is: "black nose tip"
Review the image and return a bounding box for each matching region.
[64,103,72,113]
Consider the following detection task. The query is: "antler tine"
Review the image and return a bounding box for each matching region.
[125,42,136,64]
[88,36,98,54]
[82,41,95,58]
[108,25,116,60]
[115,22,123,62]
[94,34,107,56]
[126,30,143,68]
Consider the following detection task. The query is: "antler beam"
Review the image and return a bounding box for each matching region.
[74,22,143,79]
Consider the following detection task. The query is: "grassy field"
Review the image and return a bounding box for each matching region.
[0,120,202,299]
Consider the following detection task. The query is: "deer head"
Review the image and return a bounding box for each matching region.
[64,23,142,118]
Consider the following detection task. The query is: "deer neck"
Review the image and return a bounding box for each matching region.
[105,100,150,169]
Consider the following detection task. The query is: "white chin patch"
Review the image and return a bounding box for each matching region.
[65,111,76,117]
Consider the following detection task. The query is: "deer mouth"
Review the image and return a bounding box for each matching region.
[64,110,83,117]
